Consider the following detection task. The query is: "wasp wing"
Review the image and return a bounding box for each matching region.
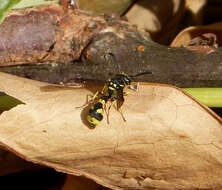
[116,89,124,110]
[40,83,84,92]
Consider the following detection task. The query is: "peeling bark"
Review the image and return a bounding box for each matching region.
[0,4,221,87]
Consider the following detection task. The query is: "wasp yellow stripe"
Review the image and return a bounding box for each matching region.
[109,86,115,91]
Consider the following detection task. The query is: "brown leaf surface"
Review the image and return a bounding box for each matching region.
[170,21,222,47]
[0,72,221,190]
[185,0,207,25]
[125,0,185,44]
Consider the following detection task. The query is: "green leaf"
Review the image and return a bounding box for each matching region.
[12,0,60,9]
[0,0,60,24]
[0,92,25,111]
[184,88,222,108]
[0,0,21,24]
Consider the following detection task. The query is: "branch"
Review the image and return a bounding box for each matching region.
[0,4,221,87]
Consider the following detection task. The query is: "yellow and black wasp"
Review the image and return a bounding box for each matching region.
[86,51,152,127]
[81,51,152,127]
[87,74,131,126]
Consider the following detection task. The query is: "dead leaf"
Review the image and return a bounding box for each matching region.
[185,0,207,25]
[125,0,185,44]
[0,72,221,190]
[171,21,222,47]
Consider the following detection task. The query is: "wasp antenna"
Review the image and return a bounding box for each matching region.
[129,71,153,78]
[106,52,122,74]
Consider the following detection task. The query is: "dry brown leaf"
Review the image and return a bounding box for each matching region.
[125,0,185,44]
[185,0,207,25]
[171,21,222,47]
[0,72,221,190]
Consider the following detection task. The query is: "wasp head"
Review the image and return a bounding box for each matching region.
[115,74,131,85]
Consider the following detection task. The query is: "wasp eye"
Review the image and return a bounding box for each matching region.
[124,77,131,85]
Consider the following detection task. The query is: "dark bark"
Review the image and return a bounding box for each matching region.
[0,4,221,87]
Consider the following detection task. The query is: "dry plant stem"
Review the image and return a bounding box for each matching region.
[0,4,221,87]
[0,72,221,190]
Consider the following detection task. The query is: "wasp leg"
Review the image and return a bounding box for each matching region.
[118,107,126,122]
[104,103,109,124]
[83,85,107,108]
[112,100,126,122]
[75,94,93,109]
[106,100,116,124]
[75,91,102,109]
[91,91,101,101]
[123,91,129,96]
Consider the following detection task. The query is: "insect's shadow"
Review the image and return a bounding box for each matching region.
[77,81,104,129]
[40,81,104,129]
[79,101,95,129]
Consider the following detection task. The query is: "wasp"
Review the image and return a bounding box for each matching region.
[87,74,131,127]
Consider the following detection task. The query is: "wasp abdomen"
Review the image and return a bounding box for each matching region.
[87,96,108,126]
